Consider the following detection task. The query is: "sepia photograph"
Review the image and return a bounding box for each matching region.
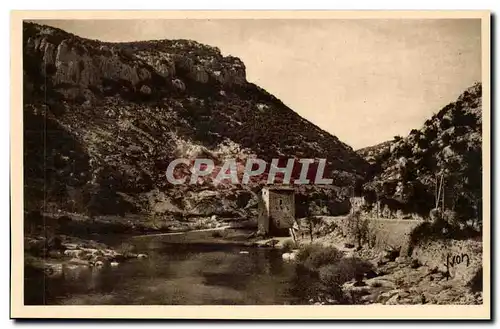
[10,10,491,319]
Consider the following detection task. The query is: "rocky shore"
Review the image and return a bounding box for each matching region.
[24,233,150,278]
[23,209,273,277]
[273,214,483,305]
[336,245,482,305]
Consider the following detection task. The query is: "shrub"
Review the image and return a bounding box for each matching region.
[295,243,319,263]
[211,231,222,238]
[408,222,438,254]
[296,244,343,270]
[282,239,299,252]
[298,216,324,242]
[343,211,371,247]
[439,117,452,130]
[116,242,137,256]
[319,264,351,286]
[443,209,460,227]
[319,257,374,286]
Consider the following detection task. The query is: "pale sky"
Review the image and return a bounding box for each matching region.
[33,19,482,149]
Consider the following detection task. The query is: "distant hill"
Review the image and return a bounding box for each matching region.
[356,140,393,164]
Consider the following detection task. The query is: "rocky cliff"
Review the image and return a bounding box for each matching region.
[356,83,482,224]
[23,22,368,231]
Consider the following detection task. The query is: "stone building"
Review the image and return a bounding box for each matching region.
[257,186,295,236]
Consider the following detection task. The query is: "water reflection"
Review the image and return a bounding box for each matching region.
[25,243,316,305]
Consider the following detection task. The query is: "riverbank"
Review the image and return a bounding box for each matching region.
[23,211,483,306]
[23,210,281,279]
[24,233,151,278]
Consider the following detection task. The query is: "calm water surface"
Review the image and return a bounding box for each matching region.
[25,242,313,305]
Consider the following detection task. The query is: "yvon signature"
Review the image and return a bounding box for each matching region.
[443,253,470,280]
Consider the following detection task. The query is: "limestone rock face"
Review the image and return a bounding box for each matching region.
[26,36,153,89]
[170,53,246,86]
[43,42,56,66]
[25,23,247,93]
[54,40,152,88]
[136,52,176,78]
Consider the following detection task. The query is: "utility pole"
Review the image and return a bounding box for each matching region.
[435,173,439,208]
[436,173,444,210]
[441,176,446,213]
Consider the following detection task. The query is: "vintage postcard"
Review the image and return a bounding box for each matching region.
[10,10,491,319]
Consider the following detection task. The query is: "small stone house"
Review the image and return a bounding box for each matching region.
[257,186,295,236]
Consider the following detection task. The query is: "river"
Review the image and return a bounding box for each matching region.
[24,242,316,305]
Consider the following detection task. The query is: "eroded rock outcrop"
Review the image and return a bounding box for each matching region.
[356,83,482,222]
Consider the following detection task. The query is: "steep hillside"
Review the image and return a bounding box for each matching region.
[23,22,368,230]
[357,83,482,224]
